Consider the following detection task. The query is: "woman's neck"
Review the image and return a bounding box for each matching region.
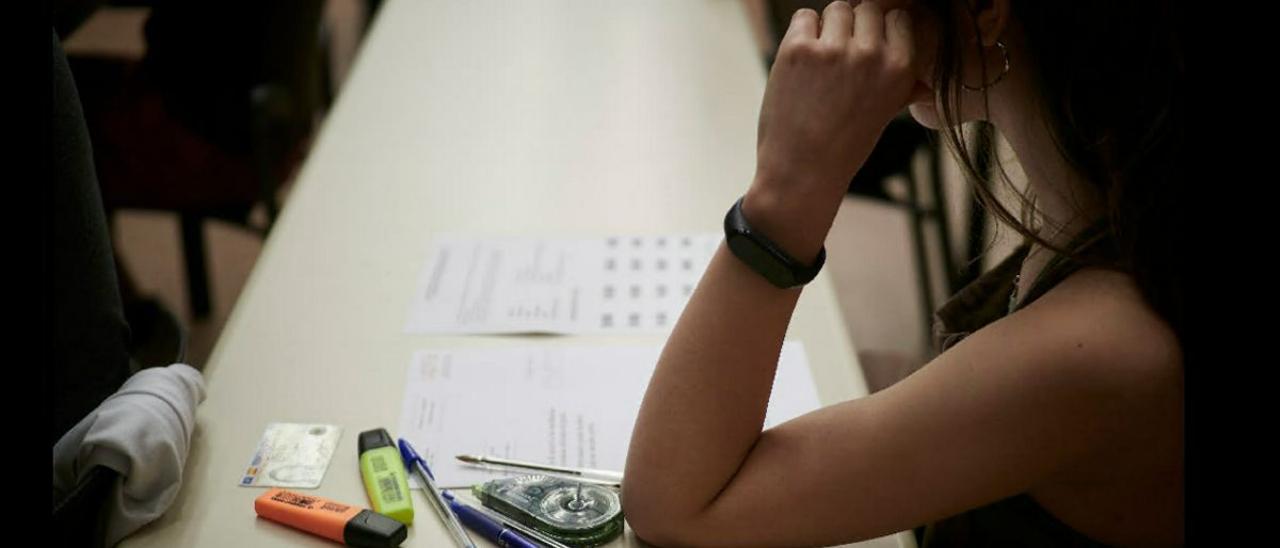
[990,97,1104,252]
[987,73,1108,306]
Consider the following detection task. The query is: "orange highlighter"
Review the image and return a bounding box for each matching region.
[255,488,407,547]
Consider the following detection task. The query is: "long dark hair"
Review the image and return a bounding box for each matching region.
[923,0,1185,342]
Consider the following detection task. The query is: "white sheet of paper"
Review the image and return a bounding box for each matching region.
[396,343,821,488]
[404,234,720,334]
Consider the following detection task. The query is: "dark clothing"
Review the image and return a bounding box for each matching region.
[50,29,134,447]
[922,227,1114,547]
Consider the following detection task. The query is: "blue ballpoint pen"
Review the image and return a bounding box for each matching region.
[398,438,477,548]
[441,491,543,548]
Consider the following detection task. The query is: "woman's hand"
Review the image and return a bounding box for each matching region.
[745,1,922,262]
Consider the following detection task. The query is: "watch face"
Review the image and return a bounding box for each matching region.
[726,233,795,287]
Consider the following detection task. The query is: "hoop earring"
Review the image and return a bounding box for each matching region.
[962,40,1010,92]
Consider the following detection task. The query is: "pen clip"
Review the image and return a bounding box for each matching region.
[398,438,436,480]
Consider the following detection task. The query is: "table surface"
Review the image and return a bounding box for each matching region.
[121,1,912,546]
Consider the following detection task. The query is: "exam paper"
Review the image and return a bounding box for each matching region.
[404,234,720,335]
[396,343,821,488]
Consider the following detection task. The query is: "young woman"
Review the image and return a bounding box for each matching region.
[624,0,1184,546]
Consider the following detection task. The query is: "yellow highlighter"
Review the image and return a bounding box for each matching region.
[358,428,414,525]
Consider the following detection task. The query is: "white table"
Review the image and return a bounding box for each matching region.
[122,1,913,546]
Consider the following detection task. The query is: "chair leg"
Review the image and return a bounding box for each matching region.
[249,84,288,233]
[180,214,212,319]
[905,170,936,356]
[926,141,959,297]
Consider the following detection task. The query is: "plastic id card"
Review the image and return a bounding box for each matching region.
[239,423,343,489]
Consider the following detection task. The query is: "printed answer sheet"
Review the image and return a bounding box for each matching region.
[404,234,720,334]
[396,343,821,487]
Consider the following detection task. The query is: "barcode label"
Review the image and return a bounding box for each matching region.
[272,491,318,508]
[378,476,403,503]
[320,502,350,513]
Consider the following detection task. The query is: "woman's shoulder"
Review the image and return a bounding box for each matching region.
[931,264,1183,451]
[1012,267,1185,545]
[1015,266,1183,409]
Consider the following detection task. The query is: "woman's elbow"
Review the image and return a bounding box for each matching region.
[622,483,697,547]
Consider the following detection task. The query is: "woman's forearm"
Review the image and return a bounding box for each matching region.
[622,239,804,529]
[622,2,920,542]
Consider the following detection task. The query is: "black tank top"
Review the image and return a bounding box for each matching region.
[923,226,1116,547]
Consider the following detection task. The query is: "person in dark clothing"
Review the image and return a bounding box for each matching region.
[50,27,134,447]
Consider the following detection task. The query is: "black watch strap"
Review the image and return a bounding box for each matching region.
[723,197,825,288]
